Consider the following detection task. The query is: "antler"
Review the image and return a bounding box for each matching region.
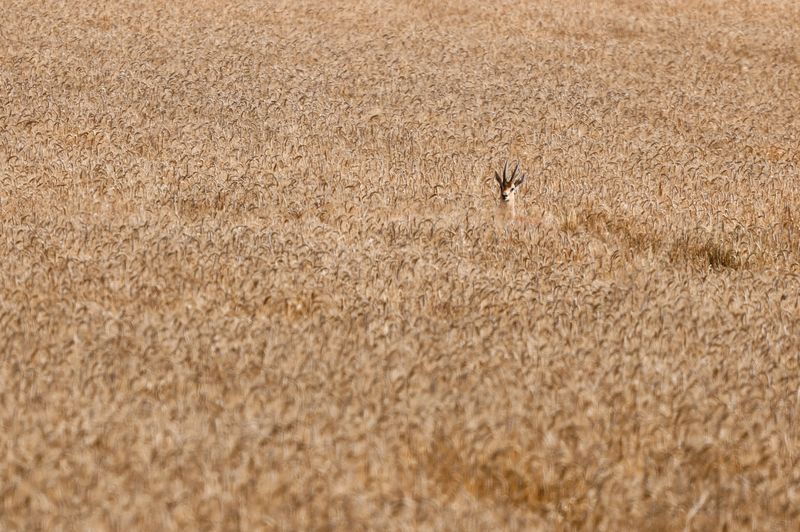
[496,160,525,186]
[510,161,520,183]
[500,161,520,185]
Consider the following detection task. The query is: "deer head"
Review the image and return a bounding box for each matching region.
[494,161,526,217]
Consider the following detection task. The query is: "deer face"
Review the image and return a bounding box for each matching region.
[494,161,526,205]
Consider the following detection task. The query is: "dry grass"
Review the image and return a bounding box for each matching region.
[2,0,800,529]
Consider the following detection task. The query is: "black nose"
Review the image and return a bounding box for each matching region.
[501,194,509,201]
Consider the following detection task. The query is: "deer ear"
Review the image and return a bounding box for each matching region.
[494,170,502,186]
[515,174,526,186]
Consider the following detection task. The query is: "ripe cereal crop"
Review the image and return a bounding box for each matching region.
[2,0,800,529]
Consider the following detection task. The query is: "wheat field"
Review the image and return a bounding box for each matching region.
[2,0,800,530]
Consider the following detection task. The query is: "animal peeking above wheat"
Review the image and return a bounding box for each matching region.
[494,160,528,219]
[492,160,554,227]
